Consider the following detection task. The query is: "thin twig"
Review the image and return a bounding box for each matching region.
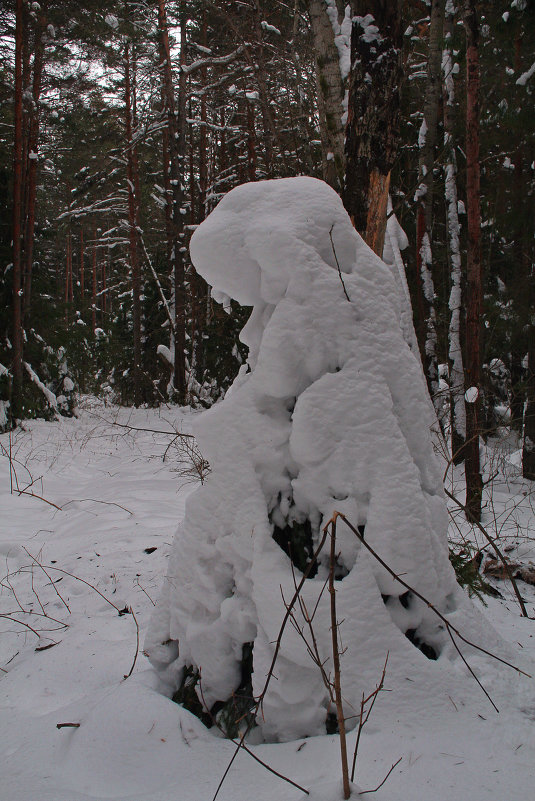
[135,577,156,606]
[123,606,140,679]
[23,548,70,612]
[108,420,195,438]
[0,613,44,638]
[28,564,122,612]
[18,491,62,510]
[350,654,389,783]
[329,224,351,302]
[60,498,133,516]
[358,756,403,795]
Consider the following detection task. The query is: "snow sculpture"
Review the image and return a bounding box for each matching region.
[147,177,461,742]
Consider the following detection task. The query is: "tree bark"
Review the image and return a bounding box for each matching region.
[80,228,85,305]
[91,222,97,332]
[22,2,48,320]
[523,309,535,480]
[157,0,187,402]
[343,1,403,254]
[124,41,143,407]
[11,0,25,420]
[308,0,346,191]
[415,0,445,402]
[463,0,483,523]
[443,8,466,462]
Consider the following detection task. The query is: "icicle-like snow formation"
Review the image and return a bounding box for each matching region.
[147,178,464,741]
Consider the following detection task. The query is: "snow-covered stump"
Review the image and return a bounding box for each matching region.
[146,177,462,742]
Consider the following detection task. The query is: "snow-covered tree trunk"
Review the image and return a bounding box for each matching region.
[343,2,403,255]
[443,6,466,461]
[463,0,483,522]
[308,0,347,192]
[414,0,445,406]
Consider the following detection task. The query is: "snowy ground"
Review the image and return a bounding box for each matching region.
[1,399,534,801]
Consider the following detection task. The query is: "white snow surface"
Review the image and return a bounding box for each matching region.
[1,398,535,801]
[146,178,532,747]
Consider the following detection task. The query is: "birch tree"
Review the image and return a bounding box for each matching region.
[442,4,466,461]
[307,0,348,192]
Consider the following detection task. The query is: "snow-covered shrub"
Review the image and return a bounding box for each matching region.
[146,178,479,742]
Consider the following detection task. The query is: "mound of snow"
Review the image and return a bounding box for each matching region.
[146,178,518,742]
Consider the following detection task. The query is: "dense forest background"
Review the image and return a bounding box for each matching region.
[1,1,534,517]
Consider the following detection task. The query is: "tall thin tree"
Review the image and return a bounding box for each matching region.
[11,0,25,420]
[463,0,483,522]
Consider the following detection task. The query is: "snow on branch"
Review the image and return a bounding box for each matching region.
[181,45,245,75]
[23,362,57,410]
[516,61,535,86]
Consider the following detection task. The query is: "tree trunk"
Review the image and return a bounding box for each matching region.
[443,8,466,463]
[124,41,143,407]
[308,0,346,191]
[157,0,187,402]
[22,2,47,320]
[463,0,483,523]
[343,1,403,254]
[80,228,85,305]
[523,309,535,480]
[92,222,97,332]
[415,0,445,403]
[11,0,25,420]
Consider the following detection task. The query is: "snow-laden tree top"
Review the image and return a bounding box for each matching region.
[147,178,504,742]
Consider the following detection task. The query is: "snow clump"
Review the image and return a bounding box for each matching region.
[147,177,473,742]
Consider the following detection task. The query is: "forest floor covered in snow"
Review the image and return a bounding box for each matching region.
[1,397,534,801]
